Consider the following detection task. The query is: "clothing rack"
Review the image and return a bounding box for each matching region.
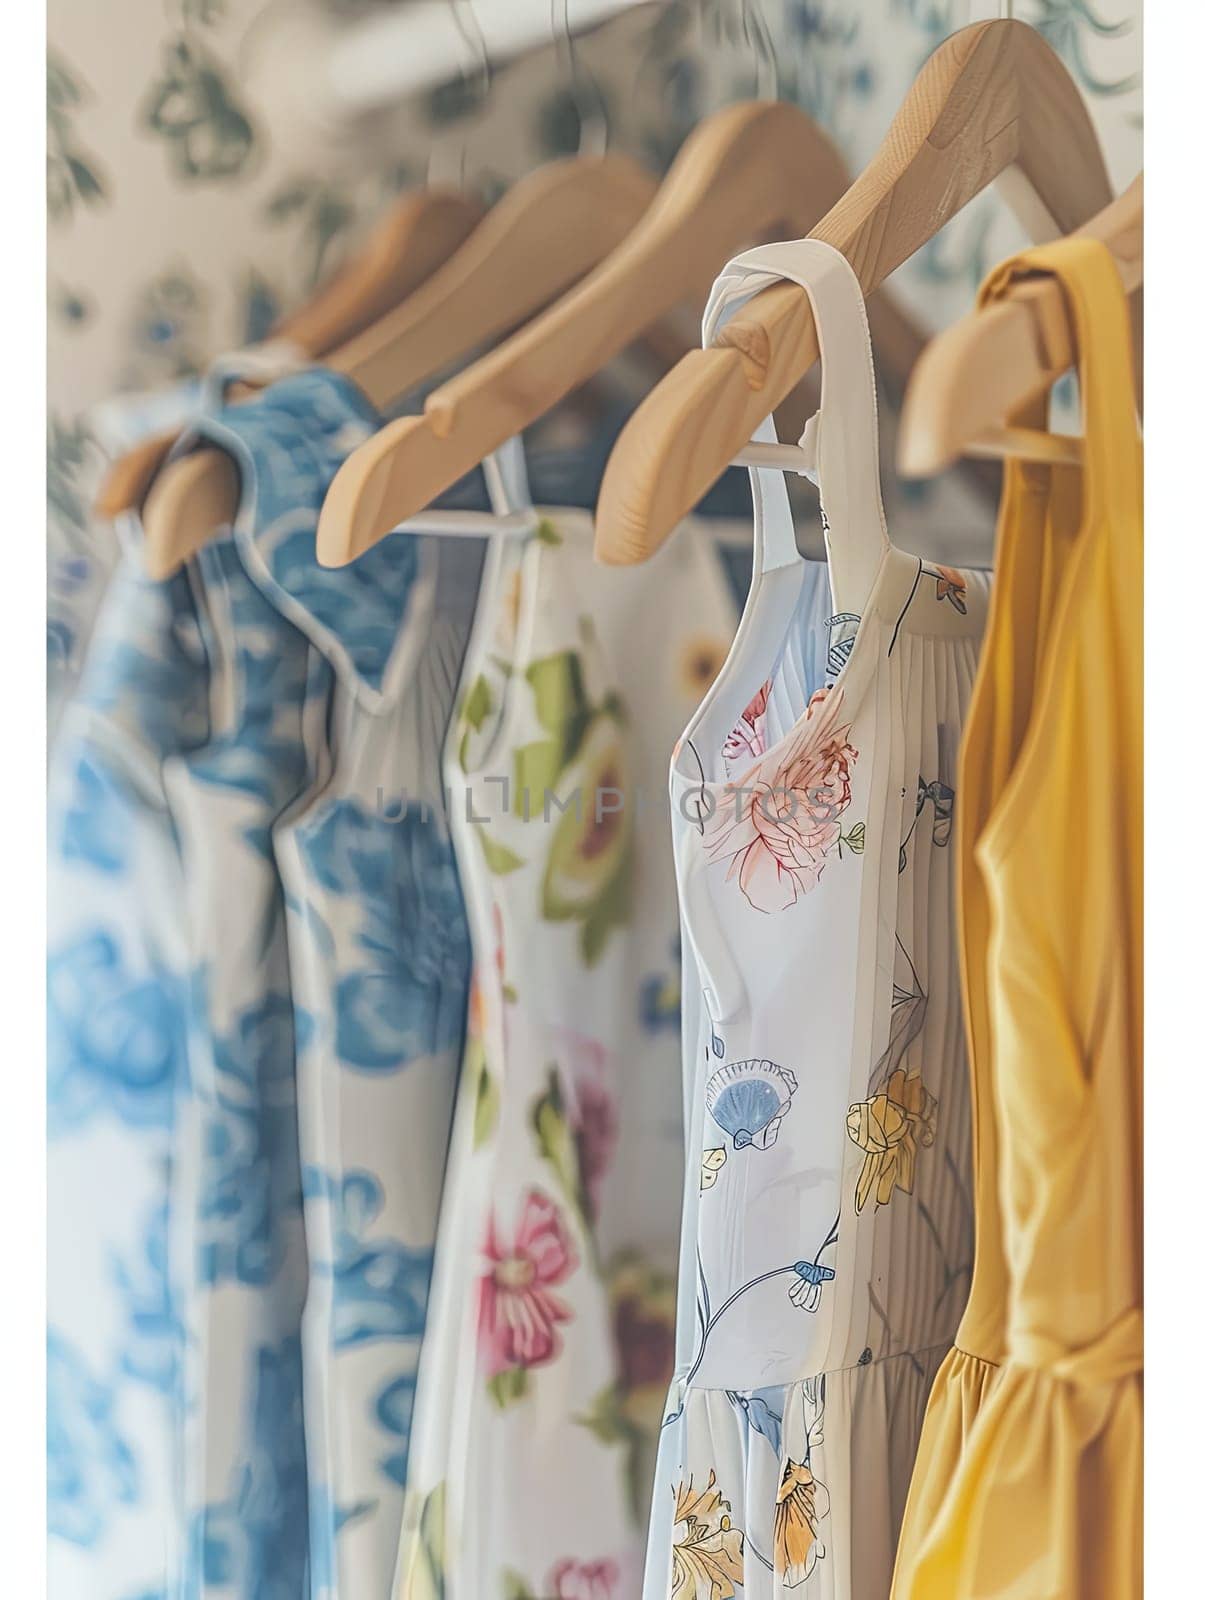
[246,0,659,137]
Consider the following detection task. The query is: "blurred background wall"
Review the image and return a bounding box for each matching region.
[48,0,1142,707]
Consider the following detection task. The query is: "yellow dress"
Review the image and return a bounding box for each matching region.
[891,237,1142,1599]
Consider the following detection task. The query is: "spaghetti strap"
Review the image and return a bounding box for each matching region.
[702,238,891,615]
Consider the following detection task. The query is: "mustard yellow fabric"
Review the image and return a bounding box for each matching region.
[891,237,1143,1600]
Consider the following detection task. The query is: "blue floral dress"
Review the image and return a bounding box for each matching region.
[173,368,484,1598]
[48,540,210,1600]
[48,366,482,1600]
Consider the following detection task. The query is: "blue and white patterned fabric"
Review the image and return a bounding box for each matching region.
[172,367,483,1599]
[48,365,482,1600]
[49,383,206,743]
[48,547,210,1600]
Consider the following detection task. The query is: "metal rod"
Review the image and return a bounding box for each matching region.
[326,0,657,120]
[732,441,816,475]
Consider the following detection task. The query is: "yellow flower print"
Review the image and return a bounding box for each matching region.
[700,1147,727,1191]
[671,1471,745,1600]
[846,1067,937,1212]
[679,635,728,701]
[774,1458,830,1587]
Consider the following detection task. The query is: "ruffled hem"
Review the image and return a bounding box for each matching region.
[646,1343,950,1599]
[892,1345,1142,1600]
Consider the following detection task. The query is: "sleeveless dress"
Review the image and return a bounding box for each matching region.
[45,363,298,1599]
[47,546,207,1600]
[164,366,481,1598]
[645,240,989,1600]
[394,503,740,1600]
[891,239,1142,1600]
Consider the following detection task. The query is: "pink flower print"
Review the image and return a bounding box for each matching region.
[547,1557,621,1600]
[706,701,857,913]
[723,678,772,766]
[477,1189,578,1379]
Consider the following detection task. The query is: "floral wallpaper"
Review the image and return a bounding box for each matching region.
[47,0,1142,713]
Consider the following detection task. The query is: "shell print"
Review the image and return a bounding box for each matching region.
[705,1059,798,1150]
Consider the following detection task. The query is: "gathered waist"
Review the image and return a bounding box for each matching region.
[1010,1308,1143,1388]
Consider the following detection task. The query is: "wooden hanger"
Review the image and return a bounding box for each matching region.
[589,17,1115,565]
[315,98,933,567]
[137,154,676,580]
[897,174,1143,474]
[94,186,486,522]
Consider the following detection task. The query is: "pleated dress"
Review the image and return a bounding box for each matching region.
[645,239,989,1600]
[891,238,1142,1600]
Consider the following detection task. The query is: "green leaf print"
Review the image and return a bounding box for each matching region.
[537,712,633,965]
[840,821,866,856]
[462,674,493,731]
[578,846,633,968]
[576,1381,627,1446]
[512,738,567,807]
[526,651,593,758]
[530,1069,593,1241]
[502,1574,537,1600]
[468,1037,499,1149]
[458,674,494,773]
[513,651,615,812]
[575,1380,647,1525]
[407,1482,448,1600]
[508,649,595,800]
[487,1367,530,1409]
[474,1067,499,1148]
[477,832,524,876]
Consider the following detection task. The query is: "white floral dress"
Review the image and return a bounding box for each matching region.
[645,242,989,1600]
[394,508,740,1600]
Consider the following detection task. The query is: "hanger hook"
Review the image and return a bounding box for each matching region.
[744,0,780,102]
[552,0,608,158]
[428,0,492,187]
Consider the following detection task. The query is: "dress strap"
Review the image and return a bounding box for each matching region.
[977,237,1141,536]
[701,239,891,617]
